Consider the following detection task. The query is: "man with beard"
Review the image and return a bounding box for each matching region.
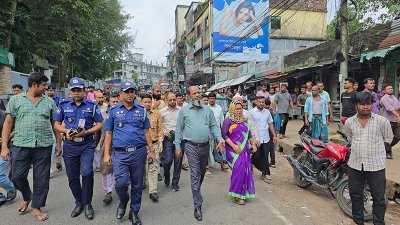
[151,86,166,111]
[379,85,400,159]
[304,86,330,143]
[160,92,184,192]
[139,87,146,98]
[53,77,103,220]
[175,86,224,221]
[94,91,108,172]
[344,92,392,225]
[363,78,380,114]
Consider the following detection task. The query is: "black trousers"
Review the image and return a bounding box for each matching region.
[348,167,386,225]
[279,113,289,135]
[11,146,52,208]
[385,122,400,154]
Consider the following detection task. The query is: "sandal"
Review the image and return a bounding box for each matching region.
[260,175,270,183]
[221,165,229,172]
[33,211,49,221]
[205,171,212,177]
[17,199,31,213]
[237,199,245,205]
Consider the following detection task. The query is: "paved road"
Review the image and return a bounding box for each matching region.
[1,152,399,225]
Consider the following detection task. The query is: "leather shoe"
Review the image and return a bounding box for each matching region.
[116,202,127,219]
[194,207,202,221]
[103,192,112,205]
[130,212,142,225]
[84,204,94,220]
[149,193,159,201]
[6,188,17,202]
[71,204,84,218]
[158,173,163,181]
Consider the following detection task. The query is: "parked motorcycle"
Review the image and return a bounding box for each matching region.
[285,125,376,221]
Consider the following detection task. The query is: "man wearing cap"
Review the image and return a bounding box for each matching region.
[53,77,103,220]
[47,83,63,173]
[103,81,155,225]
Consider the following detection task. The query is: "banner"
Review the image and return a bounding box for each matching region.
[213,0,269,62]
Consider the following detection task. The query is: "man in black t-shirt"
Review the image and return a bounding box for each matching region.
[297,85,311,134]
[341,78,357,118]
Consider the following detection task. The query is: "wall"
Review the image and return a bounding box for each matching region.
[175,6,189,44]
[270,9,327,40]
[270,39,325,58]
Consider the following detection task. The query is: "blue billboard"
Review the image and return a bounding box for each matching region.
[213,0,269,62]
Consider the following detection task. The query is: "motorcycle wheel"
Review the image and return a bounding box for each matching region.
[293,152,312,189]
[336,180,374,221]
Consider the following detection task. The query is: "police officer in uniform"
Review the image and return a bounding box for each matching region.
[53,77,103,220]
[104,81,155,225]
[47,83,61,107]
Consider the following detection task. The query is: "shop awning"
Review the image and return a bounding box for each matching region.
[208,74,254,91]
[360,45,400,63]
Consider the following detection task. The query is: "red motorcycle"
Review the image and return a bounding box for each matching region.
[285,121,376,220]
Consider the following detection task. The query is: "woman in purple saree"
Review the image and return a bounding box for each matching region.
[221,100,258,205]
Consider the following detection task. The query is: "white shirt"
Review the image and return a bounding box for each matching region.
[344,113,393,171]
[159,107,180,132]
[208,104,224,127]
[177,102,187,109]
[249,107,274,143]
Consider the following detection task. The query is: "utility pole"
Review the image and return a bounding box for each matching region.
[339,0,348,98]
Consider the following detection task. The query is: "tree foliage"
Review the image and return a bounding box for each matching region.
[326,0,399,40]
[0,0,131,85]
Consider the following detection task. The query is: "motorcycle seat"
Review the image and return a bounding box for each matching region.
[303,137,325,155]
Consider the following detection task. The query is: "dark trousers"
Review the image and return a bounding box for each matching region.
[185,143,209,209]
[279,113,289,135]
[298,108,308,134]
[11,146,52,208]
[112,147,147,214]
[260,142,271,175]
[162,139,183,188]
[348,167,386,225]
[63,140,95,205]
[385,122,400,154]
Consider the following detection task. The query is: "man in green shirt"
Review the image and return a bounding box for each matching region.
[317,81,333,120]
[1,72,61,221]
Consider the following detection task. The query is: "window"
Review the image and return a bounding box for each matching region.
[134,66,138,70]
[196,25,201,37]
[205,16,209,30]
[203,48,210,60]
[271,16,281,30]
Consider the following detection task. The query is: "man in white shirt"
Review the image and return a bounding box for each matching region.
[249,96,277,182]
[159,92,183,191]
[208,92,229,171]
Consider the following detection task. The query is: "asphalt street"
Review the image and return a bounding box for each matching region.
[0,153,398,225]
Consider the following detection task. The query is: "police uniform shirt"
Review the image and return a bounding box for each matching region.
[104,103,150,148]
[53,98,103,130]
[52,95,61,107]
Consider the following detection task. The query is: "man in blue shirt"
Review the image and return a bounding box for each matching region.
[175,86,224,221]
[53,77,103,220]
[103,81,155,225]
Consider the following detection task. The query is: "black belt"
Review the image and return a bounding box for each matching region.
[184,140,209,148]
[64,136,93,143]
[114,145,147,152]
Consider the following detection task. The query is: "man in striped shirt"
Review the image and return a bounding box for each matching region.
[344,92,393,225]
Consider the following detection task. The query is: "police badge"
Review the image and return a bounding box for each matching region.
[118,121,123,128]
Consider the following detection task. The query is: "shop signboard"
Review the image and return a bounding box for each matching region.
[0,48,15,67]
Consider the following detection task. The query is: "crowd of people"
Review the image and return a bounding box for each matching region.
[0,72,397,225]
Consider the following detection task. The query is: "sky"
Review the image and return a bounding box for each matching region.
[119,0,339,65]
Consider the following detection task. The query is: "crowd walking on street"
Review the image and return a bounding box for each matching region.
[0,71,399,225]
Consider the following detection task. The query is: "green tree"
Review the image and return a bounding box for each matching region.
[326,0,400,40]
[0,0,131,86]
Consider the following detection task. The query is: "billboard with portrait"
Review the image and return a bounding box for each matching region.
[213,0,269,62]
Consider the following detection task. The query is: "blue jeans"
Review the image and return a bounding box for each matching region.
[0,158,14,201]
[162,139,183,188]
